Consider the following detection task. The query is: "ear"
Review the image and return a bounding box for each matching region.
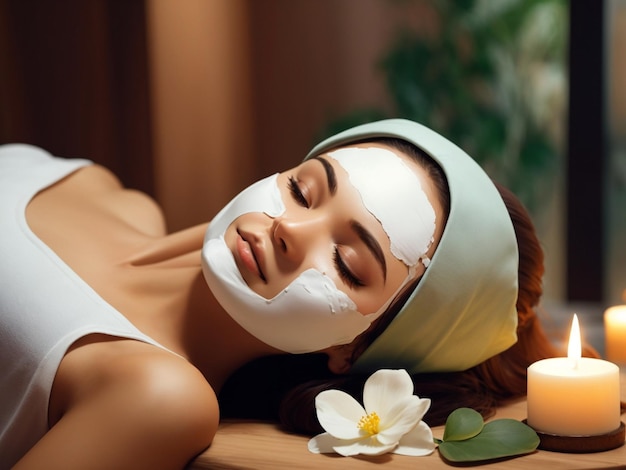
[324,344,353,375]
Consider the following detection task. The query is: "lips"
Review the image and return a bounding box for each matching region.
[236,231,267,282]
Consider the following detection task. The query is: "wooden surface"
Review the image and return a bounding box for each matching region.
[189,373,626,469]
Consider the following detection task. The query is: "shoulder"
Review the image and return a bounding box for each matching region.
[111,343,219,427]
[117,347,220,456]
[53,337,219,460]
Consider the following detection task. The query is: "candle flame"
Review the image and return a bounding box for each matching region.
[567,314,582,368]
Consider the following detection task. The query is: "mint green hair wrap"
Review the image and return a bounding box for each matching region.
[306,119,519,374]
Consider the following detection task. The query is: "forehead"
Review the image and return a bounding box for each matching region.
[322,144,438,269]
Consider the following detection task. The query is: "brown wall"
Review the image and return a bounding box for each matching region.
[0,0,154,194]
[146,0,407,230]
[147,0,255,230]
[247,0,397,177]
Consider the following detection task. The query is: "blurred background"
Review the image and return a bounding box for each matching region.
[0,0,624,316]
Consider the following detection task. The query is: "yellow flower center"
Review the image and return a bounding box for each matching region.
[357,411,380,435]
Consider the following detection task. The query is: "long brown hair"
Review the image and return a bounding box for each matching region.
[218,146,571,435]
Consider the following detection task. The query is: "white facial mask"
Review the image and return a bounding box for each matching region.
[201,147,437,354]
[327,147,436,272]
[202,174,372,353]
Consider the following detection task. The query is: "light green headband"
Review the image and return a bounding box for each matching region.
[306,119,519,374]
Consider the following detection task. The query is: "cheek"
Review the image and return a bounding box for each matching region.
[326,276,390,316]
[348,260,411,316]
[352,294,388,317]
[253,246,337,300]
[207,173,285,239]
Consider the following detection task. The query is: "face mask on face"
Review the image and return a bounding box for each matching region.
[201,174,372,353]
[201,147,437,354]
[327,147,436,272]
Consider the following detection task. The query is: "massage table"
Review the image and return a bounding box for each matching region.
[188,373,626,469]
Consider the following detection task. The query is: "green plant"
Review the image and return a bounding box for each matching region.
[324,0,568,212]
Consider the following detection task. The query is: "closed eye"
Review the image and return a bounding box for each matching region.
[333,248,364,289]
[288,176,309,208]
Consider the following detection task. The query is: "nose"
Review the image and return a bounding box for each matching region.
[271,214,326,266]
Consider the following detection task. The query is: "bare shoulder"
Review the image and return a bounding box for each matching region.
[40,336,219,469]
[61,335,219,434]
[104,341,219,436]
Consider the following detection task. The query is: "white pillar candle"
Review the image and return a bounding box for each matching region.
[605,305,626,365]
[527,315,621,436]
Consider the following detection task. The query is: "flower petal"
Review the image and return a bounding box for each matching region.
[363,369,414,417]
[333,436,398,456]
[315,389,365,440]
[308,433,398,457]
[308,432,352,454]
[376,396,427,444]
[382,396,431,435]
[393,421,437,456]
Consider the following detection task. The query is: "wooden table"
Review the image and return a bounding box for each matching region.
[190,374,626,469]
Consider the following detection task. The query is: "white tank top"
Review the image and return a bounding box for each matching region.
[0,144,168,468]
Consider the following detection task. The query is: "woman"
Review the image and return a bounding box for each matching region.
[221,119,560,433]
[1,119,554,469]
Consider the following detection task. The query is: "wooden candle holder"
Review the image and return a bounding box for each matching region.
[523,420,625,453]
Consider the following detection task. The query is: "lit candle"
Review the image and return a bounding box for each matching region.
[605,305,626,365]
[527,315,621,436]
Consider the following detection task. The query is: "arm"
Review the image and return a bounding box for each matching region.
[15,339,218,470]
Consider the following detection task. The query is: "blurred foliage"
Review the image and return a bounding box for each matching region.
[323,0,568,213]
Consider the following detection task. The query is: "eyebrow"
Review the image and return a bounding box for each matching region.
[351,220,387,282]
[311,156,337,195]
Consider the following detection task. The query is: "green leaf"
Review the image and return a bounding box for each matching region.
[442,408,484,441]
[439,419,540,462]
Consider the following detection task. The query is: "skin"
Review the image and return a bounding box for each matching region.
[16,143,444,469]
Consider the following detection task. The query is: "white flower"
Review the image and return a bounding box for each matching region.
[307,369,436,457]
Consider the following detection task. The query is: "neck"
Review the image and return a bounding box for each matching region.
[127,223,282,391]
[183,273,283,391]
